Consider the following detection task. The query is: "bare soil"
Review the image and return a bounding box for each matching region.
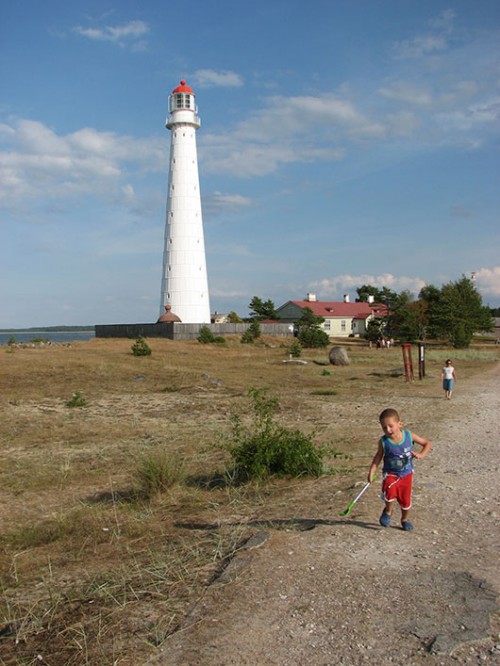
[147,364,500,666]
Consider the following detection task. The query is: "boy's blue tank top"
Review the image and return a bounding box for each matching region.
[382,430,413,477]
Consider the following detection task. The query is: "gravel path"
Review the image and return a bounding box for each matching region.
[148,364,499,666]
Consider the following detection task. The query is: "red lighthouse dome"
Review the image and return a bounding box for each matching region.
[172,80,194,94]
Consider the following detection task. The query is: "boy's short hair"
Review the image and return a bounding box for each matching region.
[379,408,400,422]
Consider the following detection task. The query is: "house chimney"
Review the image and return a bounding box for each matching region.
[367,295,374,304]
[343,294,350,303]
[306,293,317,302]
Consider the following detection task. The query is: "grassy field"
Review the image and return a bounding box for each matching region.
[1,336,498,665]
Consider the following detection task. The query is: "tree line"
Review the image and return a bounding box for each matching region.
[360,276,493,348]
[243,276,494,349]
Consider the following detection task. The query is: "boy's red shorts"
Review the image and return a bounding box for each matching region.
[382,473,413,510]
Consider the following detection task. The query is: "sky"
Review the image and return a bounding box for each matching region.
[1,0,499,328]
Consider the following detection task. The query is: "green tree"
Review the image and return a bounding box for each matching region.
[241,320,261,344]
[356,284,399,307]
[296,307,329,348]
[197,325,216,343]
[248,296,278,320]
[427,276,493,348]
[365,317,385,343]
[384,291,428,342]
[227,311,243,323]
[131,337,152,356]
[356,284,381,302]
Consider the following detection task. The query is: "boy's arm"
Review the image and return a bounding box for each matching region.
[368,440,384,482]
[411,432,432,460]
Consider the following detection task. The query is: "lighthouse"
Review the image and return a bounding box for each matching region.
[159,80,210,323]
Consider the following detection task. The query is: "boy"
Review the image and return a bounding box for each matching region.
[368,408,432,531]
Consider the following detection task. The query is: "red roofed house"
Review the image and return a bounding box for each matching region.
[275,293,388,338]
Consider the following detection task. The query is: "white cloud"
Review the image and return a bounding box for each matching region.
[438,97,500,131]
[393,34,448,60]
[199,92,375,177]
[308,273,428,300]
[306,269,500,304]
[430,9,456,33]
[378,83,434,106]
[192,69,244,88]
[392,10,455,60]
[0,118,166,208]
[203,191,252,215]
[73,20,149,49]
[476,267,500,299]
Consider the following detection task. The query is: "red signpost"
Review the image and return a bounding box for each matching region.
[401,343,414,382]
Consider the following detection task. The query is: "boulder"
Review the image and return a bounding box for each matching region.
[329,346,350,366]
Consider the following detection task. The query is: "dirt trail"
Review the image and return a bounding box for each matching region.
[148,366,500,666]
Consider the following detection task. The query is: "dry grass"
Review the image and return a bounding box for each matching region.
[1,336,498,664]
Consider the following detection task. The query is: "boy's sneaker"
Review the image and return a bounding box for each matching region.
[401,521,414,531]
[379,511,391,527]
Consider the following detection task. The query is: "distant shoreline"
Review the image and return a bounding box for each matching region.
[0,326,95,333]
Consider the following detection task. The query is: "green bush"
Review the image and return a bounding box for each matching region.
[224,388,324,481]
[241,329,255,344]
[288,340,302,358]
[249,320,261,338]
[241,320,261,344]
[65,391,87,408]
[131,337,152,356]
[197,325,216,343]
[298,326,330,348]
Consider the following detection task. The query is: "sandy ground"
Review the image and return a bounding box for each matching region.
[147,365,500,666]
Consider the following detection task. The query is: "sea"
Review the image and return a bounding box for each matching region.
[0,330,95,345]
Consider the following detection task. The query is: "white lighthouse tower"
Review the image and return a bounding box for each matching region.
[159,80,210,323]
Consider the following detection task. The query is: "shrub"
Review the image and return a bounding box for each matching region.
[298,326,330,348]
[241,320,261,344]
[136,450,186,498]
[224,388,324,481]
[197,325,216,343]
[288,340,302,358]
[241,329,254,344]
[65,391,87,408]
[131,337,152,356]
[249,320,261,338]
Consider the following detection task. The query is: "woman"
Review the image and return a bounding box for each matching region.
[441,359,457,399]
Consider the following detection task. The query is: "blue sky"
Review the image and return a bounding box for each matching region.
[1,0,499,327]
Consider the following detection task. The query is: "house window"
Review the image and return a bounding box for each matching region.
[341,320,346,332]
[324,320,331,330]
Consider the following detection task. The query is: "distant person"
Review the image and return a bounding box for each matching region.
[368,408,432,531]
[440,359,456,399]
